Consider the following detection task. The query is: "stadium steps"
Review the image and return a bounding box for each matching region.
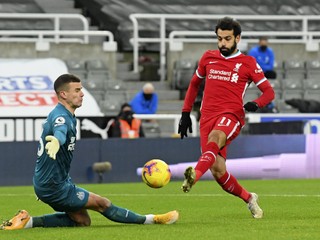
[34,0,105,43]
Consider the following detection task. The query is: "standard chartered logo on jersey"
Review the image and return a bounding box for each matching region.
[68,137,76,151]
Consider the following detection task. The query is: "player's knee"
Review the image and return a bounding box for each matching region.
[208,130,226,148]
[72,214,91,227]
[76,217,91,227]
[95,195,111,212]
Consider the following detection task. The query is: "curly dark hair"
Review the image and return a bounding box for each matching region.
[215,17,242,37]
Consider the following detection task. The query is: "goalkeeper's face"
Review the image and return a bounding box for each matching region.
[216,29,240,57]
[61,82,84,110]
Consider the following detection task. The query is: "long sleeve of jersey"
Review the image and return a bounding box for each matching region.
[182,71,204,112]
[253,80,275,108]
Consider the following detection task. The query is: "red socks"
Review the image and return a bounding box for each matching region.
[194,142,220,182]
[216,172,251,202]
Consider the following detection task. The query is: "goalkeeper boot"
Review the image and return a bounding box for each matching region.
[0,210,30,230]
[181,166,196,193]
[248,193,263,219]
[153,210,179,224]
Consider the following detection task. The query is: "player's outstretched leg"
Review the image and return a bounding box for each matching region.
[153,210,179,224]
[181,166,196,193]
[248,193,263,219]
[0,210,30,230]
[102,204,179,224]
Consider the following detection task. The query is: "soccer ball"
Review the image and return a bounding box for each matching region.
[142,159,171,188]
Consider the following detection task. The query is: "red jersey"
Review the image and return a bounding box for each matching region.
[182,49,274,126]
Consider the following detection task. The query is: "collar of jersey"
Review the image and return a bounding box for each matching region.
[57,102,75,118]
[220,49,241,59]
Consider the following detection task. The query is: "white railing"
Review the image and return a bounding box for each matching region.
[0,13,117,51]
[129,14,320,81]
[134,113,198,137]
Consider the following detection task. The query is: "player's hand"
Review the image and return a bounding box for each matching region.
[178,112,192,139]
[244,101,259,112]
[45,135,60,160]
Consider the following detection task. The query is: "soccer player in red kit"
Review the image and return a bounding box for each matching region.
[178,17,275,219]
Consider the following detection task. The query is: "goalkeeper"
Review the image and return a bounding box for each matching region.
[1,74,178,230]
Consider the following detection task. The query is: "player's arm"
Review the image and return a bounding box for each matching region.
[179,69,204,139]
[244,80,275,112]
[255,79,275,108]
[45,123,67,160]
[182,71,204,112]
[244,57,275,112]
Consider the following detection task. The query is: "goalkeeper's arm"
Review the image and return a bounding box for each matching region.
[45,130,66,160]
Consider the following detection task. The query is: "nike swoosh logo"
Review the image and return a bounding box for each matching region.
[209,61,217,64]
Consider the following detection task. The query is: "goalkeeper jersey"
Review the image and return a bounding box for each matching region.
[33,103,77,190]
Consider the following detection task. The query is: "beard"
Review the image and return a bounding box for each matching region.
[219,41,237,57]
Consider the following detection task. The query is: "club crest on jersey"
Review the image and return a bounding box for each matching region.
[233,63,242,72]
[54,117,65,126]
[76,191,85,201]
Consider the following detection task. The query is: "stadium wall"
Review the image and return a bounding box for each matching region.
[0,134,305,186]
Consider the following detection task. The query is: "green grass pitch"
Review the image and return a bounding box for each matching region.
[0,179,319,240]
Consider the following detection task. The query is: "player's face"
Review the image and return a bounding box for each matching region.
[64,82,84,110]
[216,29,240,57]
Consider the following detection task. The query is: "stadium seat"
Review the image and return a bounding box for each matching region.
[305,60,320,79]
[66,60,87,80]
[304,90,320,102]
[273,60,284,80]
[303,78,320,90]
[141,121,161,138]
[276,99,299,113]
[244,89,260,103]
[172,59,196,90]
[82,77,107,90]
[269,79,282,90]
[283,60,306,80]
[282,89,304,101]
[282,78,304,90]
[86,59,111,81]
[100,90,128,115]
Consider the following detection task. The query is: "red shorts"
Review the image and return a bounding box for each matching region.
[199,113,241,160]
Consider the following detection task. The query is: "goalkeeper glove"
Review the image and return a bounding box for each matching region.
[178,112,192,139]
[45,135,60,160]
[244,101,259,112]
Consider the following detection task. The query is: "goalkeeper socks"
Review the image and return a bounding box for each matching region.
[33,213,76,228]
[194,142,220,182]
[216,171,251,202]
[102,204,146,224]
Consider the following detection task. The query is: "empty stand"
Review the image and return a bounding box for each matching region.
[269,79,282,90]
[304,90,320,102]
[282,89,304,101]
[282,78,304,90]
[244,89,260,103]
[141,121,161,138]
[66,59,87,80]
[273,60,284,80]
[100,90,128,116]
[86,59,110,81]
[305,60,320,79]
[304,78,320,90]
[172,59,196,90]
[276,99,299,113]
[283,60,306,80]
